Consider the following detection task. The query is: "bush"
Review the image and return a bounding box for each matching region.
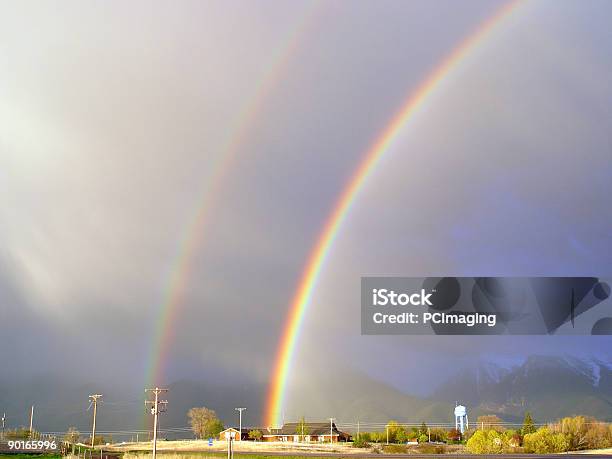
[466,429,509,454]
[248,429,262,441]
[352,438,371,448]
[447,428,462,443]
[523,427,569,454]
[382,444,408,453]
[417,444,446,454]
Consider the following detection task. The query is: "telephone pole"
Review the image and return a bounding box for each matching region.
[235,408,246,441]
[329,418,335,444]
[29,406,34,437]
[88,394,103,448]
[2,412,5,439]
[145,387,168,459]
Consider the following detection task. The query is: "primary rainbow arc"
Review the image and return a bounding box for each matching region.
[264,0,523,428]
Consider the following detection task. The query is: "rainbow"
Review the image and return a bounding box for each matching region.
[264,0,523,427]
[145,1,324,391]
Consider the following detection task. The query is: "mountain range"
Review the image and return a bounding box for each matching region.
[1,355,610,437]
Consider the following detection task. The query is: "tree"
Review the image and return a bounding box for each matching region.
[187,407,224,439]
[395,430,409,444]
[385,421,405,443]
[296,417,310,442]
[248,429,263,441]
[429,428,448,443]
[64,427,80,444]
[477,415,505,432]
[521,412,536,435]
[553,416,589,450]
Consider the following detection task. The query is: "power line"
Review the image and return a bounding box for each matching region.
[235,408,246,440]
[88,394,103,448]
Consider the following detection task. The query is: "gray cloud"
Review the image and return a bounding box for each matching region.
[1,0,611,431]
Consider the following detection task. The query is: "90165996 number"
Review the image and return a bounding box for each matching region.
[7,440,58,450]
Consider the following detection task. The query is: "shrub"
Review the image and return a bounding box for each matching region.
[523,427,569,454]
[248,429,262,441]
[352,438,370,448]
[447,428,462,443]
[417,444,446,454]
[382,444,408,454]
[466,429,509,454]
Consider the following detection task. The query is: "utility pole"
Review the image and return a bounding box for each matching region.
[145,387,168,459]
[235,408,246,441]
[29,406,34,437]
[329,418,335,444]
[88,394,103,448]
[357,420,360,441]
[1,412,5,439]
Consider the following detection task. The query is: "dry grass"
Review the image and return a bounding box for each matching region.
[111,440,369,455]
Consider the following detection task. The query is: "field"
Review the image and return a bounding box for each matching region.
[0,456,62,459]
[109,441,371,455]
[107,440,468,457]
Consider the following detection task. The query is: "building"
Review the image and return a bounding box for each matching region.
[219,428,241,441]
[261,422,351,442]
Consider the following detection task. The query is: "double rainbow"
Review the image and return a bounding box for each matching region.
[264,0,523,427]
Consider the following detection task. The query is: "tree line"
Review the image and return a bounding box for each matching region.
[466,413,612,453]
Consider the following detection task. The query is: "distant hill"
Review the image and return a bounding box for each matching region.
[1,355,611,436]
[433,355,612,422]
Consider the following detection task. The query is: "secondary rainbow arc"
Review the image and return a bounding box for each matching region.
[144,1,324,392]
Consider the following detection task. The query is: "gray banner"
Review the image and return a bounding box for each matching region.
[361,277,612,335]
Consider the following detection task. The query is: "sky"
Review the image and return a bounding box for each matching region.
[1,0,612,431]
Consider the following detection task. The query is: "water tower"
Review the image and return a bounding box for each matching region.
[454,403,468,434]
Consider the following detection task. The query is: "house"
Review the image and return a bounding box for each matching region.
[262,422,351,442]
[219,428,241,441]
